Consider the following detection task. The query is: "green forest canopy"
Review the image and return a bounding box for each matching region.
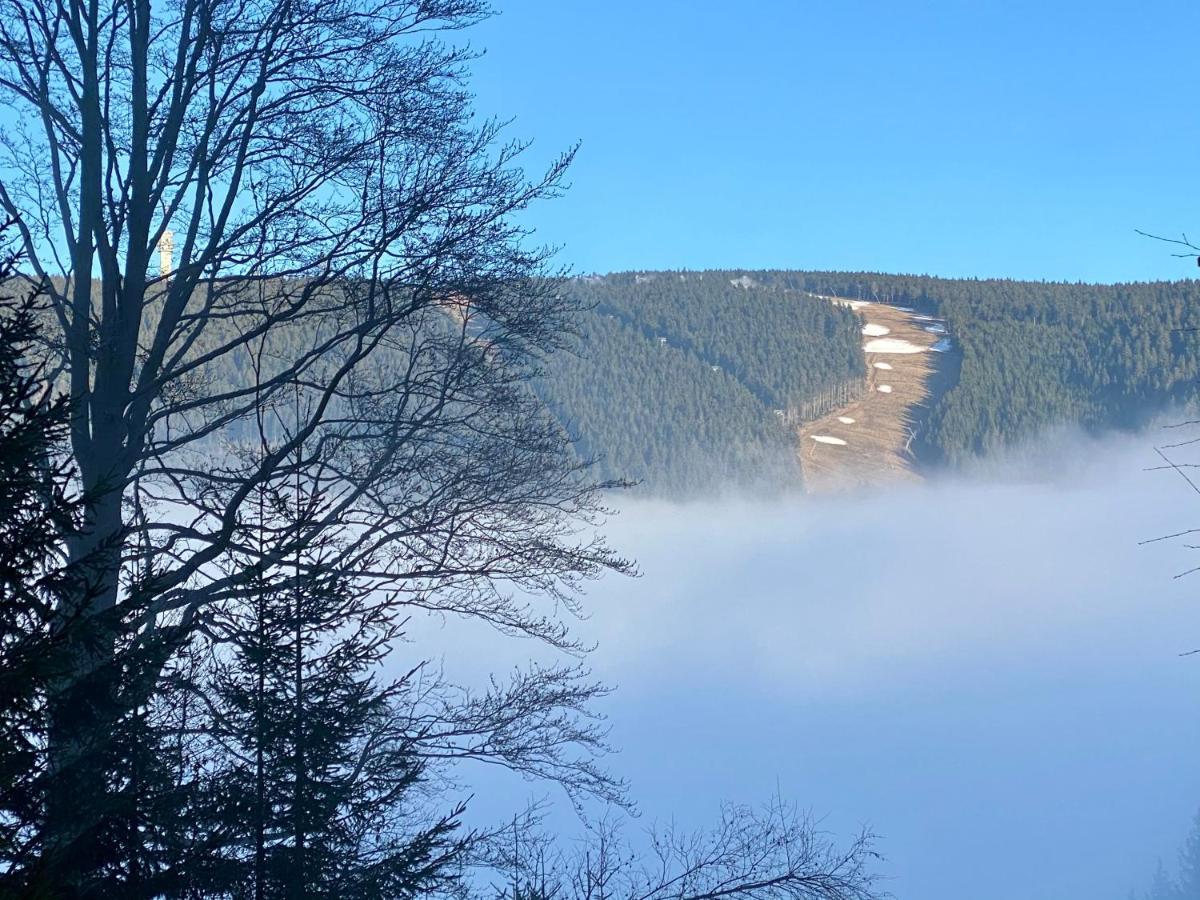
[539,271,1200,496]
[536,272,865,498]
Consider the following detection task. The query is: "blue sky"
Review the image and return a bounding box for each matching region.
[470,0,1200,282]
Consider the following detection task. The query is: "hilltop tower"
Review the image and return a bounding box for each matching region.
[158,229,174,277]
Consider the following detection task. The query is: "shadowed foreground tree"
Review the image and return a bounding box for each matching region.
[0,239,203,895]
[0,240,79,883]
[0,0,630,883]
[0,0,616,624]
[197,476,470,898]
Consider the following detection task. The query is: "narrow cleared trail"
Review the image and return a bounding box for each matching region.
[797,301,942,492]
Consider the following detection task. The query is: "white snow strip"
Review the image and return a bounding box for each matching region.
[811,435,848,446]
[861,323,890,336]
[829,298,869,310]
[873,362,893,370]
[864,338,924,354]
[877,385,893,394]
[837,416,856,424]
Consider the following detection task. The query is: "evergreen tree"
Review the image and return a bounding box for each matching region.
[199,479,467,899]
[1177,809,1200,899]
[0,251,79,890]
[0,239,209,897]
[1145,860,1181,900]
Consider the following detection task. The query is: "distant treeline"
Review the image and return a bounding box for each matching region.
[748,271,1200,464]
[536,273,866,497]
[540,270,1200,495]
[146,270,1200,498]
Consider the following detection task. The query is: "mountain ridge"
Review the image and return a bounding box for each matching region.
[537,269,1200,496]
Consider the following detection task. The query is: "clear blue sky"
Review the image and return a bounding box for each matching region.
[469,0,1200,283]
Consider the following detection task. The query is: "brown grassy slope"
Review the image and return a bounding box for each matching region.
[797,301,937,493]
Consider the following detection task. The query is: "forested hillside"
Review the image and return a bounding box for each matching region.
[118,270,1200,496]
[537,273,866,496]
[750,271,1200,463]
[540,270,1200,495]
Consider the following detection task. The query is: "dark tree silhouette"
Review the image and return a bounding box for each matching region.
[199,508,469,898]
[0,232,223,896]
[488,799,882,900]
[0,0,630,883]
[0,235,79,887]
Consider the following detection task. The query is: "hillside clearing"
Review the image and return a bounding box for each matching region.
[798,300,940,492]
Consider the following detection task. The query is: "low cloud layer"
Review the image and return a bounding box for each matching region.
[414,426,1200,900]
[582,428,1200,696]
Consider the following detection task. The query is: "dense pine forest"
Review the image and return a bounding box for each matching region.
[752,271,1200,464]
[123,270,1200,497]
[536,273,866,496]
[541,270,1200,494]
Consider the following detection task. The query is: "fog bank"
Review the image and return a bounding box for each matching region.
[430,427,1200,899]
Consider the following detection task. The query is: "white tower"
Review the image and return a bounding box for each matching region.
[158,229,174,277]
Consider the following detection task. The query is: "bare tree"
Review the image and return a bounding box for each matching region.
[485,799,883,900]
[0,0,630,881]
[0,0,626,633]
